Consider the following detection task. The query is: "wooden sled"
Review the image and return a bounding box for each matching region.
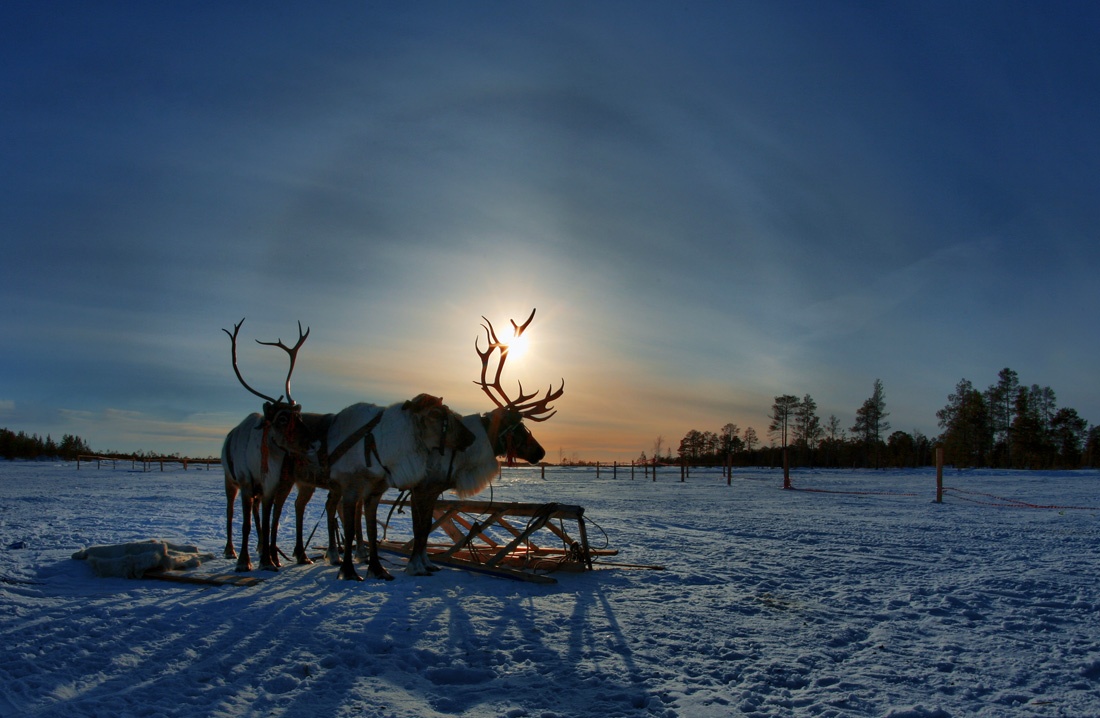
[377,498,617,584]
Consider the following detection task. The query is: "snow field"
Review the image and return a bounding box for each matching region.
[1,462,1098,717]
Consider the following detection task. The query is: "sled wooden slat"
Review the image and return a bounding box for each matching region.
[437,505,513,560]
[379,498,613,580]
[378,545,558,584]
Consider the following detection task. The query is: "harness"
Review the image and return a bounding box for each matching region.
[484,410,524,466]
[321,411,388,477]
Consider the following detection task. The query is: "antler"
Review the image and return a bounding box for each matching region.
[255,321,310,406]
[222,318,310,406]
[511,379,565,422]
[223,318,281,404]
[474,308,564,420]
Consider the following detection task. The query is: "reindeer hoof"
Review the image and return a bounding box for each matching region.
[224,548,237,560]
[235,561,252,573]
[404,557,435,576]
[369,565,394,581]
[296,554,314,566]
[338,564,363,581]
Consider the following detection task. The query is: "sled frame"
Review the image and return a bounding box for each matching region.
[378,498,616,581]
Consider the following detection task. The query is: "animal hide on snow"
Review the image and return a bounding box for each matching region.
[72,539,216,579]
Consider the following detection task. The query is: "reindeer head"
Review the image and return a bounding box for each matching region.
[474,309,564,465]
[223,318,316,457]
[402,393,476,455]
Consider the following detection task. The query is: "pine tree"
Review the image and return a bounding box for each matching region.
[793,394,822,466]
[937,378,990,467]
[1012,385,1057,468]
[852,379,890,467]
[985,368,1020,467]
[768,395,801,449]
[1051,407,1088,468]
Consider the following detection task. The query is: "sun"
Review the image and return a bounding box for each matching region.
[504,331,529,361]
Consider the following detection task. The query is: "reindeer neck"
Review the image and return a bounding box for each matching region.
[447,414,499,497]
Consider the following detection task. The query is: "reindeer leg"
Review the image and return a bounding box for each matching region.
[293,483,315,565]
[363,487,393,581]
[325,489,342,566]
[265,486,291,570]
[354,498,369,561]
[259,493,279,572]
[224,475,238,559]
[337,493,363,581]
[236,492,254,572]
[252,499,262,556]
[406,486,440,576]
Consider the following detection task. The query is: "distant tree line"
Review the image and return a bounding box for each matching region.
[668,370,1098,470]
[937,368,1097,469]
[0,428,219,462]
[0,428,92,460]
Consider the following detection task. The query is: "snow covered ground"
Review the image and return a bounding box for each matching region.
[2,461,1099,717]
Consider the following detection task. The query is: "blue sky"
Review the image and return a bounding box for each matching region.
[3,2,1098,460]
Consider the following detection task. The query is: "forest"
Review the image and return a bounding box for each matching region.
[0,428,92,461]
[664,369,1099,470]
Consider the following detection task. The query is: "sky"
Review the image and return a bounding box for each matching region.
[2,2,1098,461]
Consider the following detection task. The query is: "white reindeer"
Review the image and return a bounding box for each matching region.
[220,411,303,571]
[222,319,475,580]
[292,395,473,580]
[221,416,260,563]
[400,309,564,576]
[220,319,316,572]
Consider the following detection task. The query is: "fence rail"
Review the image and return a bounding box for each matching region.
[77,455,220,472]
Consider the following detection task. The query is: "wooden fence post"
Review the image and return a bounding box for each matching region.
[782,448,791,490]
[935,447,944,503]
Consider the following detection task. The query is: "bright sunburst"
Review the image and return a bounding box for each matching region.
[504,330,529,361]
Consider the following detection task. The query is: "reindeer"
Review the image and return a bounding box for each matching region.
[296,394,475,581]
[220,319,314,572]
[222,319,476,580]
[287,393,474,574]
[221,414,261,566]
[400,309,564,575]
